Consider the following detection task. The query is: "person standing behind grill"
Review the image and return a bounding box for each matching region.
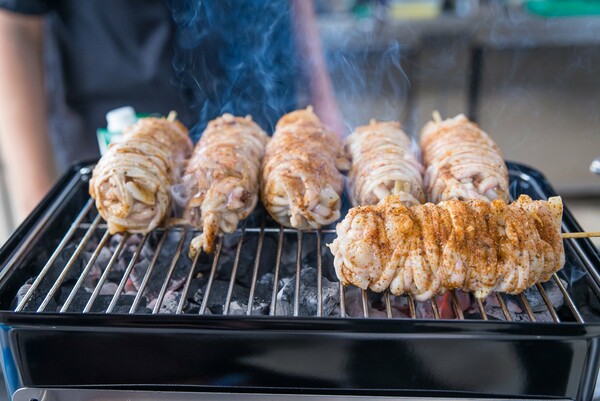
[0,0,343,222]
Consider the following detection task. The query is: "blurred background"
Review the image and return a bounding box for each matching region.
[0,1,598,399]
[0,0,599,247]
[315,0,600,248]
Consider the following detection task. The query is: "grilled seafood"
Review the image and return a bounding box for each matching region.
[89,117,192,233]
[261,107,348,229]
[347,120,424,207]
[182,114,269,255]
[328,194,564,300]
[421,113,509,203]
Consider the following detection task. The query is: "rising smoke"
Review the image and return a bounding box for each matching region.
[168,0,412,140]
[168,0,299,141]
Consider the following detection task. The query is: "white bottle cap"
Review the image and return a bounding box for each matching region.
[106,106,137,133]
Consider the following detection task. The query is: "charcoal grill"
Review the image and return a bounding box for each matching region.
[0,161,599,401]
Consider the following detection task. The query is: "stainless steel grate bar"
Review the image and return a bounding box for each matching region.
[107,234,148,314]
[37,214,103,312]
[451,291,464,320]
[430,298,440,319]
[293,232,303,317]
[199,239,223,315]
[495,293,512,321]
[15,200,94,312]
[83,234,129,313]
[361,289,369,318]
[519,293,536,322]
[152,229,187,314]
[85,224,337,235]
[129,231,169,313]
[224,230,245,315]
[269,228,284,316]
[553,273,584,323]
[60,230,111,313]
[177,248,202,314]
[316,231,323,317]
[407,295,416,319]
[475,297,488,320]
[246,227,265,316]
[536,283,560,322]
[384,292,392,318]
[339,283,346,317]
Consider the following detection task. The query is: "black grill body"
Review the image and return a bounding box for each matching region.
[0,161,599,400]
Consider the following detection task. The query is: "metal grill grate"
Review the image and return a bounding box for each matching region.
[12,196,588,324]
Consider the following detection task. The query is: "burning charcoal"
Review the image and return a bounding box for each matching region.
[128,231,192,302]
[94,246,115,271]
[228,300,247,315]
[484,294,524,321]
[341,286,387,318]
[299,235,338,282]
[50,242,92,284]
[100,282,119,295]
[147,290,181,314]
[128,306,152,314]
[217,234,261,288]
[523,279,565,312]
[130,259,150,291]
[11,279,58,312]
[63,294,143,313]
[189,279,251,315]
[185,274,209,306]
[12,282,33,309]
[275,267,339,317]
[253,272,286,304]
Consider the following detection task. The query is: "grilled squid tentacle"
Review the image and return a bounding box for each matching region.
[89,117,193,234]
[183,114,269,256]
[261,107,347,230]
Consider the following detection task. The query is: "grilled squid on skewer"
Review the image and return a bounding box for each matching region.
[181,114,269,256]
[261,107,348,229]
[420,113,509,204]
[89,116,193,234]
[328,194,564,300]
[347,120,424,207]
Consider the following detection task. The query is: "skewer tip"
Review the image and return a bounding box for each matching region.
[432,110,442,123]
[562,231,600,239]
[167,110,178,122]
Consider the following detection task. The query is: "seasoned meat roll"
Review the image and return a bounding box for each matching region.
[421,113,509,203]
[347,120,424,207]
[183,114,269,255]
[89,117,193,233]
[261,107,348,229]
[328,194,564,300]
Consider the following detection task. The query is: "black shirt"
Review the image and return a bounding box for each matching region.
[0,0,298,170]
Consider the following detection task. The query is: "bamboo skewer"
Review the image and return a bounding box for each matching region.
[429,111,598,240]
[562,232,600,239]
[166,110,178,122]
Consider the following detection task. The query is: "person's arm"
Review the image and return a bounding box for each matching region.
[0,10,56,222]
[291,0,346,137]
